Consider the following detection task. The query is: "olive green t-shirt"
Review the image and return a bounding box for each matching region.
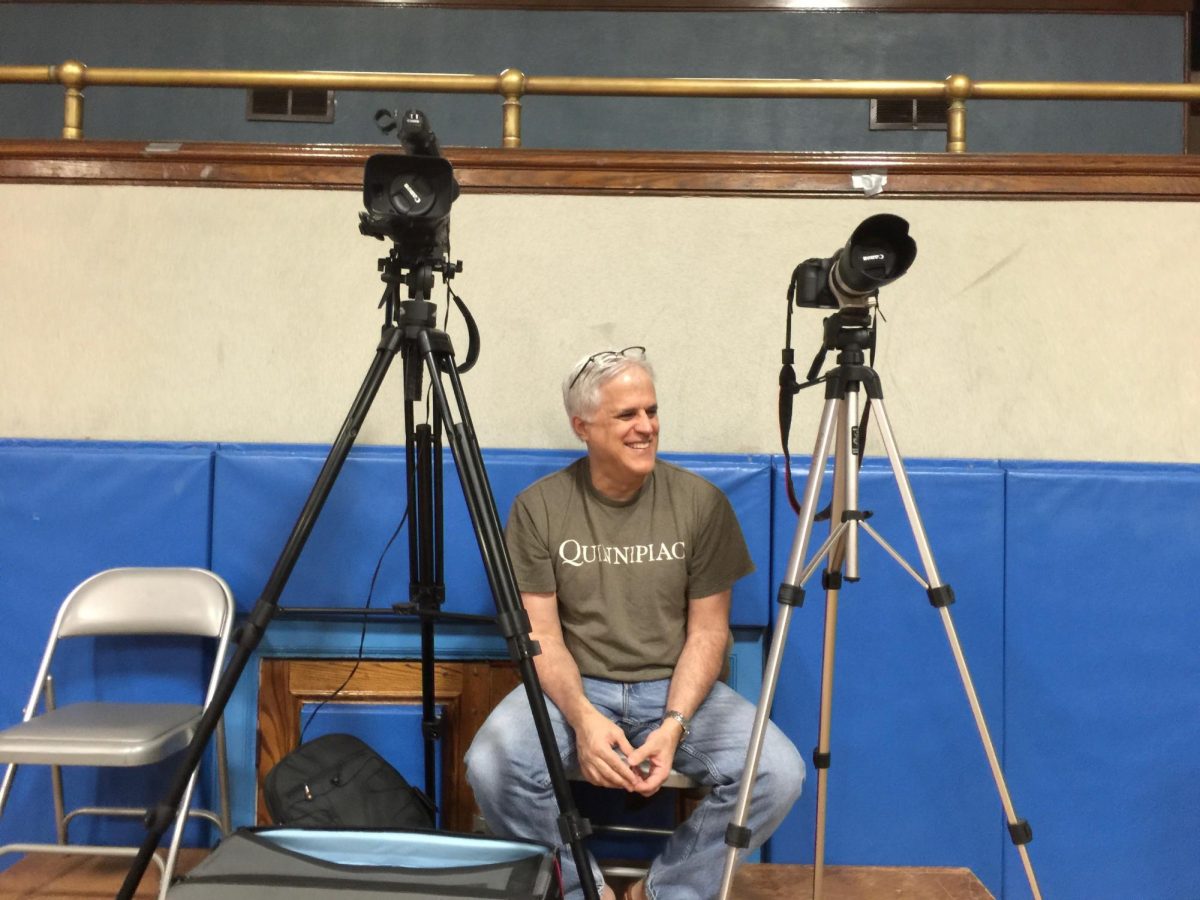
[505,458,754,681]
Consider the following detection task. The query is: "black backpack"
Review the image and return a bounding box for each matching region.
[263,732,436,830]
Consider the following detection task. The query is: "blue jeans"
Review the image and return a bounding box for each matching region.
[465,677,804,900]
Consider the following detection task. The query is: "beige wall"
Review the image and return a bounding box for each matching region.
[2,183,1197,463]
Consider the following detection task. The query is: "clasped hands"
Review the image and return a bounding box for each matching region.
[575,708,682,797]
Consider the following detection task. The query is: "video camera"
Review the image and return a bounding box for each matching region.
[359,110,460,264]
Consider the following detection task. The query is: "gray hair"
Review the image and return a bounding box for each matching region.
[562,347,655,422]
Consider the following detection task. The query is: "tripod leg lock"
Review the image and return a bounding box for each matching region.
[378,325,404,353]
[410,583,446,606]
[1007,818,1033,845]
[778,583,806,607]
[812,749,831,770]
[724,822,753,849]
[927,584,956,608]
[822,570,843,591]
[506,634,542,661]
[422,716,444,742]
[234,604,275,649]
[495,608,531,638]
[495,610,542,660]
[557,811,593,844]
[143,802,177,833]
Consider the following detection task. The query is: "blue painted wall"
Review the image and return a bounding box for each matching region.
[0,439,1197,898]
[0,443,220,849]
[1002,464,1200,900]
[0,6,1186,152]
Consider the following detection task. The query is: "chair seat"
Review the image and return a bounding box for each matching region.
[0,702,200,766]
[658,769,704,791]
[569,767,703,792]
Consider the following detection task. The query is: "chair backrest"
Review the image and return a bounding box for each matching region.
[16,567,235,726]
[56,568,233,640]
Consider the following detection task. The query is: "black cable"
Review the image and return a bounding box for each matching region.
[299,504,410,742]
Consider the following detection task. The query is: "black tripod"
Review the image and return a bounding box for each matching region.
[716,308,1041,900]
[118,249,599,900]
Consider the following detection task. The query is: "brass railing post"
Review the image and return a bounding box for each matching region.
[944,73,971,153]
[56,59,87,140]
[499,68,526,149]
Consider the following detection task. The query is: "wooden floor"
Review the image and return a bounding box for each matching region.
[0,851,209,899]
[0,852,993,899]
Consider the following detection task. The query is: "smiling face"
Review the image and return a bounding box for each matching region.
[572,366,659,501]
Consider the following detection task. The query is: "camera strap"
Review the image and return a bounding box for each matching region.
[779,301,878,517]
[779,290,827,515]
[778,357,827,516]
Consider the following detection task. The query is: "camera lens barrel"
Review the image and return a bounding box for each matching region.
[833,214,916,301]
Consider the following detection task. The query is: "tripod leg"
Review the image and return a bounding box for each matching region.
[408,411,443,807]
[420,338,601,900]
[118,329,405,900]
[869,398,1042,900]
[811,574,840,900]
[716,397,841,900]
[838,383,860,583]
[813,391,857,899]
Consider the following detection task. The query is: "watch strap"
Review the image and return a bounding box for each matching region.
[663,708,691,738]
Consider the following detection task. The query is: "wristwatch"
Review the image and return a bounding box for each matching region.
[663,709,691,739]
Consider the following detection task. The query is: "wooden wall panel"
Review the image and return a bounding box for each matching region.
[4,140,1200,199]
[25,1,1191,11]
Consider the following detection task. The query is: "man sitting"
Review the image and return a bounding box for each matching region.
[466,346,803,900]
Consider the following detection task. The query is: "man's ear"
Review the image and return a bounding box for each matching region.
[571,416,588,444]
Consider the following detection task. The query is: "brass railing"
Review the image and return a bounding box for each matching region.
[3,61,1200,151]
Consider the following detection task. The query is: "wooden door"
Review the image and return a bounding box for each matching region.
[256,658,522,832]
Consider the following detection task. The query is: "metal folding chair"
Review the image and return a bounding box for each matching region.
[0,567,234,899]
[573,767,711,881]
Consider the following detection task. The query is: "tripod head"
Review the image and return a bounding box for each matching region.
[375,246,478,378]
[778,305,882,516]
[378,247,461,317]
[806,306,877,382]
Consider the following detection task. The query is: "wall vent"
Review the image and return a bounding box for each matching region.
[246,89,335,123]
[870,98,947,131]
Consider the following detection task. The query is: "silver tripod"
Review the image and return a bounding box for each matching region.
[716,309,1041,900]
